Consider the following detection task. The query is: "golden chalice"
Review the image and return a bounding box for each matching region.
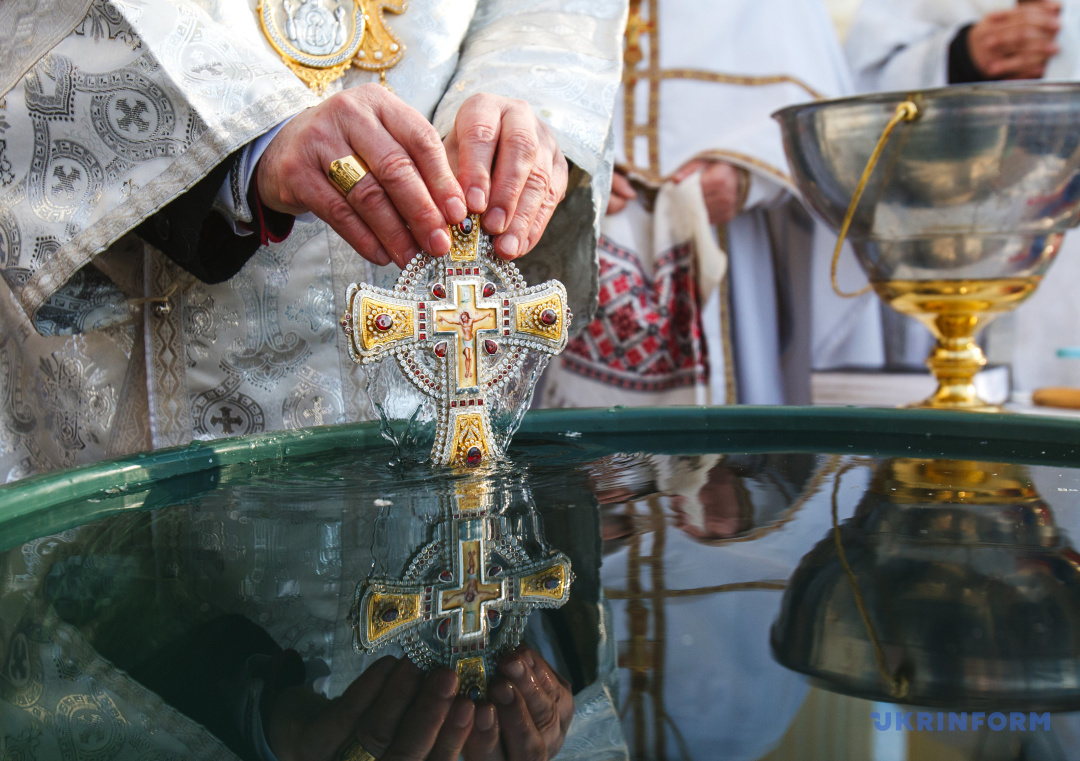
[775,84,1080,411]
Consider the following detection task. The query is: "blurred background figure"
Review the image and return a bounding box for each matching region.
[848,0,1071,91]
[846,0,1080,392]
[541,0,883,410]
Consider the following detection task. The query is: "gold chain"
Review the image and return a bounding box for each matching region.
[830,100,921,298]
[830,460,910,700]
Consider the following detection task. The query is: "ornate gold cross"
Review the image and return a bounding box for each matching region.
[341,215,570,467]
[440,538,502,634]
[351,480,572,699]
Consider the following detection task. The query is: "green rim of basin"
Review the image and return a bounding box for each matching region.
[1,406,1079,549]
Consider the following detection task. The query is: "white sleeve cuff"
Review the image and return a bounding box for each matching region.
[213,118,294,236]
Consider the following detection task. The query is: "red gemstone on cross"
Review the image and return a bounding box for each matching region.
[374,313,393,331]
[540,308,557,326]
[459,217,473,235]
[483,283,496,298]
[434,341,447,358]
[484,339,498,355]
[466,447,482,466]
[432,283,446,299]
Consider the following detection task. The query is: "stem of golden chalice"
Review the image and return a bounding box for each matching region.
[872,277,1042,412]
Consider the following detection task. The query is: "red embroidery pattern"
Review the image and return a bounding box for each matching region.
[562,236,707,391]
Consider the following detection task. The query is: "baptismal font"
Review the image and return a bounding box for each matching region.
[775,84,1080,410]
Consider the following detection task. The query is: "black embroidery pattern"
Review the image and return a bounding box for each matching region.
[191,374,266,439]
[75,1,142,50]
[0,109,12,187]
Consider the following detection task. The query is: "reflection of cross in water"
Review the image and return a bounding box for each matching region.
[302,395,329,426]
[435,284,497,388]
[115,98,151,132]
[210,406,243,434]
[439,540,502,635]
[353,500,572,700]
[51,165,81,199]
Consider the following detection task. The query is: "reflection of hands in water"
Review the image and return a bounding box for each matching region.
[267,645,571,761]
[466,646,574,761]
[671,462,744,540]
[268,656,475,761]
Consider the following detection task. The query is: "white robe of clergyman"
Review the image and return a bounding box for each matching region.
[846,0,1080,389]
[541,0,883,411]
[0,0,625,481]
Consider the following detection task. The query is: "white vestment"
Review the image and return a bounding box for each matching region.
[847,0,1080,388]
[541,0,883,411]
[0,0,625,481]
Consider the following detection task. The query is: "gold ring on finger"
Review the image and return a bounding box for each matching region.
[335,738,378,761]
[328,154,370,196]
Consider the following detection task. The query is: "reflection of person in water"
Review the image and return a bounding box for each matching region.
[127,613,574,761]
[595,453,824,760]
[2,457,619,761]
[594,453,817,545]
[266,643,575,761]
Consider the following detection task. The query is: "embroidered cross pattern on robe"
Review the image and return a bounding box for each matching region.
[340,215,571,467]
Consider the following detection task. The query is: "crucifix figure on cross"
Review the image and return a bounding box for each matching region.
[350,476,572,699]
[434,283,497,388]
[341,214,570,466]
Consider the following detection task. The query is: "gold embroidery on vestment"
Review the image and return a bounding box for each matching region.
[256,0,407,94]
[619,2,822,179]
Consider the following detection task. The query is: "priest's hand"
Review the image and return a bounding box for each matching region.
[671,159,746,226]
[256,84,469,268]
[267,656,475,761]
[607,170,637,216]
[968,1,1062,80]
[443,94,569,261]
[464,646,574,761]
